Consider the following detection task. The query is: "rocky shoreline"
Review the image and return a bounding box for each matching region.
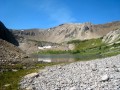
[20,54,120,90]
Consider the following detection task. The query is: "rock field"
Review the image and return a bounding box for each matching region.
[0,39,26,72]
[20,54,120,90]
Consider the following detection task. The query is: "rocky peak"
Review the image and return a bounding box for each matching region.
[0,21,7,29]
[0,21,19,46]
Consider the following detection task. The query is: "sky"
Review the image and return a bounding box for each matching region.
[0,0,120,29]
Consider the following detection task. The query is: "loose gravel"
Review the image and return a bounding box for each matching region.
[20,55,120,90]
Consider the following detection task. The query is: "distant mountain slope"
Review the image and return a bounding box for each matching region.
[12,21,120,43]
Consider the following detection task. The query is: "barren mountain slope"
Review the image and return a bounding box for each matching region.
[12,21,120,43]
[0,39,26,71]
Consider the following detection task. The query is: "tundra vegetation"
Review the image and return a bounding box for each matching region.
[38,38,120,59]
[0,62,63,90]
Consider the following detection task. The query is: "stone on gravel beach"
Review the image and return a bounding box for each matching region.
[20,54,120,90]
[101,74,109,81]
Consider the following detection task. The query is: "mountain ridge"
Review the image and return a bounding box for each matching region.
[12,21,120,43]
[0,21,19,46]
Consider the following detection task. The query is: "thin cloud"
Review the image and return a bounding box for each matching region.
[40,0,76,24]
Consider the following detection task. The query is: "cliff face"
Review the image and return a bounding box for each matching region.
[0,21,19,46]
[12,21,120,43]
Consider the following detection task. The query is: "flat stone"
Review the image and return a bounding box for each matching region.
[101,74,109,81]
[25,86,32,90]
[4,84,10,87]
[12,69,18,72]
[69,86,77,90]
[25,72,38,78]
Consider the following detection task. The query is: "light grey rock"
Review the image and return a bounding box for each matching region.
[102,29,120,44]
[12,69,18,72]
[4,84,11,87]
[25,86,32,90]
[101,74,109,81]
[69,86,78,90]
[24,72,38,78]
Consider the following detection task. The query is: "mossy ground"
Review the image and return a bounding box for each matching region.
[0,69,37,90]
[0,62,62,90]
[37,38,120,59]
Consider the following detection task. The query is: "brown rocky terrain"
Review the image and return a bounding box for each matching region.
[18,39,69,54]
[0,39,26,71]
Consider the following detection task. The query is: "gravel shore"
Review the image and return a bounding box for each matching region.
[20,55,120,90]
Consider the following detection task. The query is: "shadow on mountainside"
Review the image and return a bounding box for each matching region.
[0,21,19,46]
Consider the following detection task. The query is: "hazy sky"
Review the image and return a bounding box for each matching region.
[0,0,120,29]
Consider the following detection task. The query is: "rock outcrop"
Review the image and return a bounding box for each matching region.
[0,21,25,71]
[0,21,19,46]
[102,29,120,44]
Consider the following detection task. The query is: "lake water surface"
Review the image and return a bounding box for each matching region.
[31,54,102,63]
